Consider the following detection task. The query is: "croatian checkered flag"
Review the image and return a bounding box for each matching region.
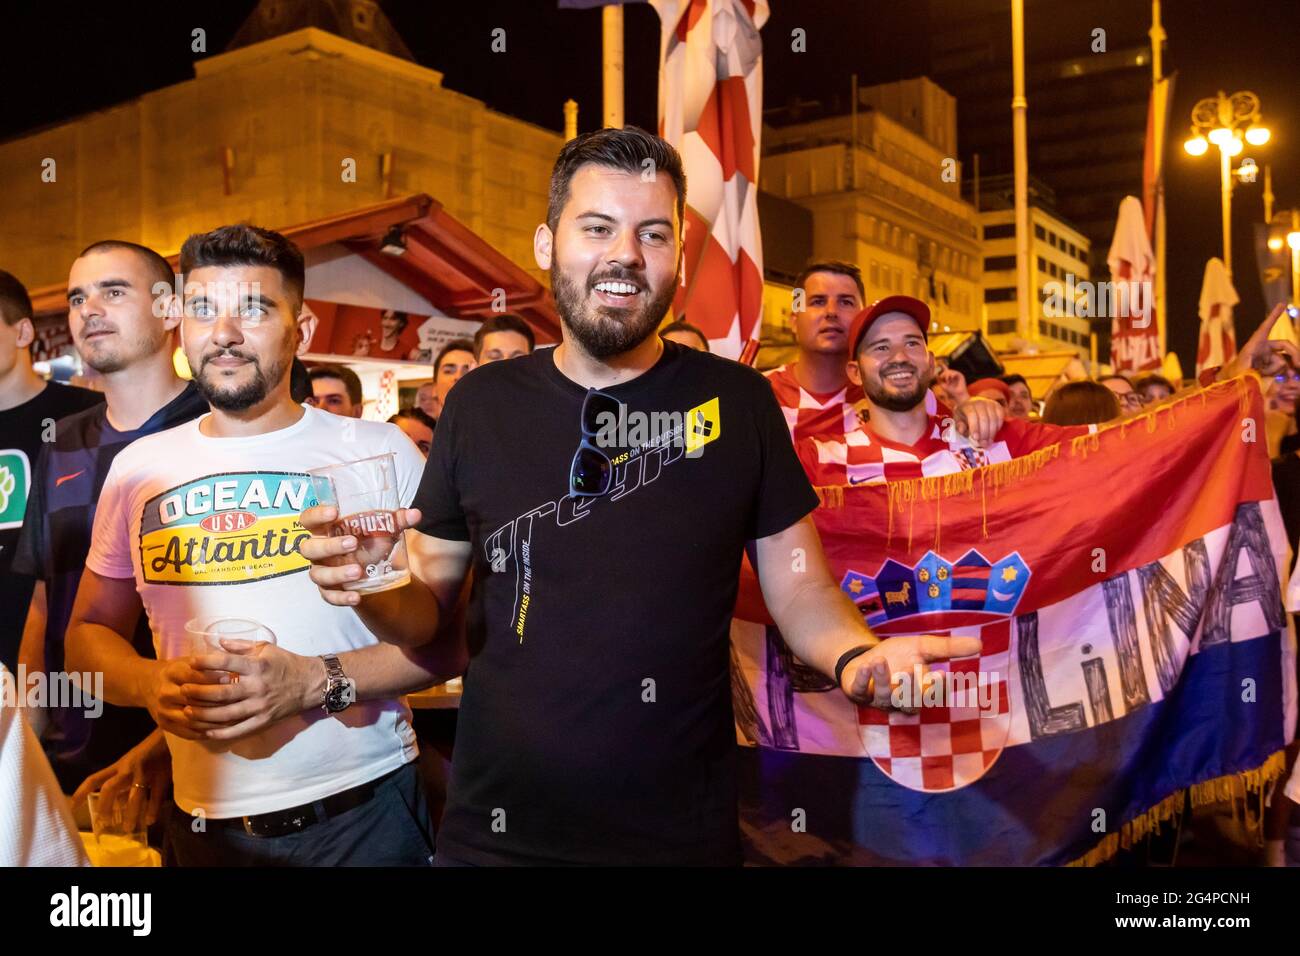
[650,0,769,359]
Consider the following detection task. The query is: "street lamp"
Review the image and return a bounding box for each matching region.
[1182,90,1270,276]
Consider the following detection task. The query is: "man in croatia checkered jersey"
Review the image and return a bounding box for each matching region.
[764,261,870,445]
[795,295,1091,487]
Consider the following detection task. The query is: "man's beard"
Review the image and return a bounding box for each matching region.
[79,324,166,375]
[194,343,288,412]
[551,262,677,360]
[864,363,928,412]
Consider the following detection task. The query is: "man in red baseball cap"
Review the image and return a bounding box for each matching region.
[793,295,1090,485]
[967,377,1012,409]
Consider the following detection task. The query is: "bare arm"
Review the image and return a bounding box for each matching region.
[17,581,47,677]
[753,516,981,707]
[66,568,219,739]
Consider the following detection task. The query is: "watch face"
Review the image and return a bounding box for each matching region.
[326,678,356,712]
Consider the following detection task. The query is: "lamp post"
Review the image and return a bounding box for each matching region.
[1183,90,1270,277]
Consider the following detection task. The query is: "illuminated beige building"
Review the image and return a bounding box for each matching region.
[758,77,983,339]
[977,175,1092,359]
[0,23,561,293]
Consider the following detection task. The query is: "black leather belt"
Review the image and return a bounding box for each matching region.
[211,766,403,838]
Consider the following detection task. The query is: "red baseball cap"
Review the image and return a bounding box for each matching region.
[968,377,1012,402]
[847,295,931,356]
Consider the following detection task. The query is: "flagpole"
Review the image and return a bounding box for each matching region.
[1150,0,1168,359]
[1011,0,1033,342]
[603,5,625,128]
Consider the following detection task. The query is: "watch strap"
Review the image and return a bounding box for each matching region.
[834,644,876,694]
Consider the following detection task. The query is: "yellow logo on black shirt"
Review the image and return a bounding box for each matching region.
[684,398,721,457]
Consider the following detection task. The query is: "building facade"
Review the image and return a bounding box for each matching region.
[0,27,563,294]
[979,181,1092,358]
[758,78,983,339]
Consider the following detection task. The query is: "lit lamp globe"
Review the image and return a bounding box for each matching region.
[1288,232,1300,252]
[1224,136,1244,157]
[1184,136,1209,156]
[1207,127,1234,147]
[1269,236,1286,252]
[1245,126,1271,146]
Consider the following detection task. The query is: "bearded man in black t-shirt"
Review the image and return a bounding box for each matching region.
[299,127,995,866]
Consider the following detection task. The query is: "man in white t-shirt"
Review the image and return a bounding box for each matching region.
[66,224,463,866]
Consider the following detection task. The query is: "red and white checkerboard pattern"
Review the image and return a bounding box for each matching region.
[651,0,769,358]
[764,364,865,442]
[859,620,1012,792]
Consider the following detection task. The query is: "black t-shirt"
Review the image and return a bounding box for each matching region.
[413,341,819,865]
[11,382,207,791]
[0,382,103,671]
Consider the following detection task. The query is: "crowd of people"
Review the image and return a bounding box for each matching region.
[0,125,1295,867]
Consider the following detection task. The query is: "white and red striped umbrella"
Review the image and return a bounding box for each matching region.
[1195,257,1238,374]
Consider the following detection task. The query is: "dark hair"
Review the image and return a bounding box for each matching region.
[77,240,175,299]
[290,357,312,404]
[794,259,865,305]
[659,319,710,352]
[381,309,409,332]
[179,224,305,308]
[1042,381,1120,426]
[1001,373,1029,390]
[0,269,33,327]
[473,314,535,359]
[434,338,476,377]
[1134,373,1173,395]
[547,126,687,233]
[308,363,362,406]
[389,407,436,430]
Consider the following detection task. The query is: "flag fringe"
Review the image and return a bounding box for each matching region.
[1065,750,1286,867]
[814,376,1262,552]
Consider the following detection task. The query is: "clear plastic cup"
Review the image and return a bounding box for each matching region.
[308,452,411,594]
[87,791,150,864]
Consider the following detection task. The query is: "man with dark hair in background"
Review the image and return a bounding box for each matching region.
[763,260,869,456]
[12,241,206,819]
[1001,373,1035,419]
[389,407,435,456]
[0,269,102,673]
[66,224,449,866]
[430,339,476,422]
[308,362,364,418]
[473,314,535,364]
[659,318,710,352]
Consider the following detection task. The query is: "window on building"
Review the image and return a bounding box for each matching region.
[870,261,880,288]
[1034,224,1046,241]
[1037,256,1047,273]
[989,318,1017,335]
[985,255,1016,271]
[984,223,1015,240]
[985,287,1016,303]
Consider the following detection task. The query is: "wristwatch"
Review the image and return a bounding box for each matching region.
[320,654,355,714]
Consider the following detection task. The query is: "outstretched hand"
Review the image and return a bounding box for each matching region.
[840,634,983,711]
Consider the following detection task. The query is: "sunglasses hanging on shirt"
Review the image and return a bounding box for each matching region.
[569,388,623,497]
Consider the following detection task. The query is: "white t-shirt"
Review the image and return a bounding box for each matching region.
[87,406,424,818]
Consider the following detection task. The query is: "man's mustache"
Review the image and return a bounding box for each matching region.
[202,349,259,369]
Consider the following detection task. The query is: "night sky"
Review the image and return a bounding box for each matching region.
[1,0,1297,371]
